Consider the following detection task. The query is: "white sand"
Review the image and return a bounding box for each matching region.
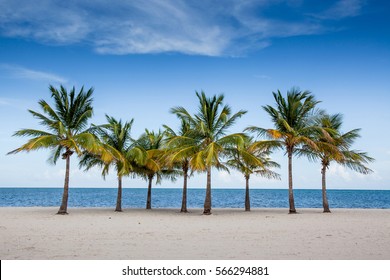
[0,207,389,260]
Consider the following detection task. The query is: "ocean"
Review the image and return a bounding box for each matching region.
[0,188,389,209]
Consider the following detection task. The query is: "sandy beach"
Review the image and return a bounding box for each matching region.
[0,207,389,260]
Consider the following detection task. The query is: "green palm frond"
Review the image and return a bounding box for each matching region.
[225,137,280,179]
[169,144,199,164]
[47,146,64,165]
[217,133,245,146]
[9,85,97,161]
[301,112,374,175]
[175,91,248,172]
[339,129,361,148]
[28,108,60,133]
[127,146,147,166]
[8,135,60,154]
[135,129,180,183]
[254,169,281,180]
[250,88,322,156]
[190,151,206,171]
[170,106,197,127]
[340,150,374,174]
[79,115,144,179]
[250,139,283,151]
[12,128,54,138]
[204,142,222,165]
[37,99,61,123]
[79,151,109,176]
[215,109,247,138]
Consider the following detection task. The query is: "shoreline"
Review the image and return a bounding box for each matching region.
[1,207,389,260]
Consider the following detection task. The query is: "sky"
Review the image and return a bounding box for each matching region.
[0,0,389,190]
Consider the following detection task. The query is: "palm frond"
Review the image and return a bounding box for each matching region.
[47,146,64,165]
[225,136,280,180]
[12,129,54,138]
[8,135,59,154]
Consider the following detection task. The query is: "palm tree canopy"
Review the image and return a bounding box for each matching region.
[136,129,179,184]
[266,89,317,131]
[194,91,247,141]
[246,88,321,152]
[163,119,201,170]
[226,136,281,179]
[170,91,247,171]
[8,85,100,162]
[79,115,146,177]
[306,113,374,174]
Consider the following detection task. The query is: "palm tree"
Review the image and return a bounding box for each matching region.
[247,88,320,213]
[164,119,201,213]
[226,137,280,211]
[306,113,374,212]
[8,85,100,214]
[79,115,146,212]
[171,91,247,215]
[136,129,178,210]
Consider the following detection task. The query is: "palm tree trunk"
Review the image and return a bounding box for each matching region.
[58,152,71,215]
[203,166,212,215]
[181,166,189,213]
[288,148,297,213]
[115,175,123,212]
[322,164,331,213]
[245,175,250,211]
[146,174,153,210]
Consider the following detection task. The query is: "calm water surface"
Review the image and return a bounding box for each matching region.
[0,188,389,209]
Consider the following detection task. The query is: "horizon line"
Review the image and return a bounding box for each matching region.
[0,186,389,191]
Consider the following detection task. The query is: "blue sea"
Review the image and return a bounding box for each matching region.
[0,188,389,209]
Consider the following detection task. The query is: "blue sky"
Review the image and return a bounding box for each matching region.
[0,0,389,190]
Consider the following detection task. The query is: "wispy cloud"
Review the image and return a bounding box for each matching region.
[328,165,353,181]
[0,64,67,84]
[311,0,364,20]
[0,98,11,106]
[0,0,364,56]
[254,74,272,80]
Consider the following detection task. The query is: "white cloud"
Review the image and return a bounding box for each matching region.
[0,0,363,56]
[327,164,382,183]
[213,168,282,189]
[328,165,352,181]
[312,0,364,20]
[356,170,382,181]
[0,1,89,44]
[0,64,67,84]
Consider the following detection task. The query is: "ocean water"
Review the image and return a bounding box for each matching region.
[0,188,389,209]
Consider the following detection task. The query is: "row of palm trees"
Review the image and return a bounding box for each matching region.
[8,85,374,215]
